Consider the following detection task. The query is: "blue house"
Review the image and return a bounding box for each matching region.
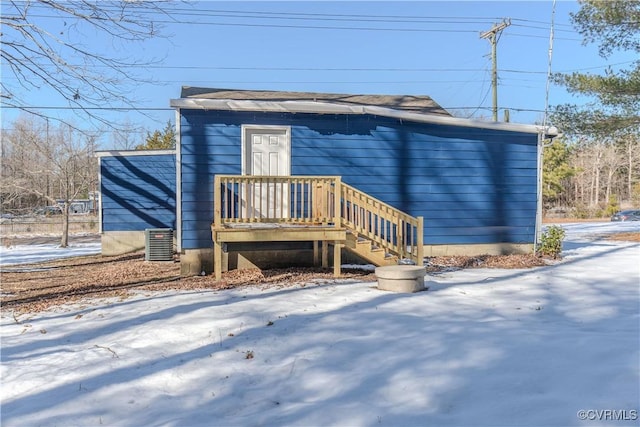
[97,150,176,255]
[170,88,543,277]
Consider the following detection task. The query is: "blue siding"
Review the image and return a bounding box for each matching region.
[101,154,176,232]
[180,109,538,248]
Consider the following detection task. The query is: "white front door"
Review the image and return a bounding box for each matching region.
[242,126,291,218]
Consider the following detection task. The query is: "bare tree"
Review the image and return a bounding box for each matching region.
[558,131,640,217]
[1,116,98,247]
[1,0,171,130]
[600,142,624,204]
[621,134,640,201]
[0,117,49,213]
[110,118,147,150]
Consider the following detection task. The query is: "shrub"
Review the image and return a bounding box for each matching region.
[572,204,590,219]
[593,207,605,218]
[632,183,640,206]
[604,194,620,217]
[537,225,566,259]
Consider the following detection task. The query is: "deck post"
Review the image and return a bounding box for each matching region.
[214,233,222,280]
[313,241,320,266]
[416,216,424,266]
[333,176,341,228]
[214,175,222,226]
[322,241,328,268]
[333,240,342,277]
[213,175,223,280]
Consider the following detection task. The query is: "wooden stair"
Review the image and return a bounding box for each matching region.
[338,182,423,267]
[344,232,398,266]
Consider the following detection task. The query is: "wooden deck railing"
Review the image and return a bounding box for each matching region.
[213,175,423,265]
[214,175,341,227]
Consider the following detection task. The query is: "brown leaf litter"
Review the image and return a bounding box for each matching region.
[4,229,637,313]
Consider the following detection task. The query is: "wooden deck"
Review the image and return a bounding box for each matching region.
[212,175,423,279]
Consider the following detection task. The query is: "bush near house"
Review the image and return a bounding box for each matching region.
[537,225,566,259]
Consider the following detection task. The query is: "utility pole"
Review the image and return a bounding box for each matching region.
[480,19,511,121]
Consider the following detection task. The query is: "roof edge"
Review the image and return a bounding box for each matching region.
[95,149,176,158]
[170,98,541,134]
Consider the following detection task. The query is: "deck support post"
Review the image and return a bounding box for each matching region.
[214,236,222,280]
[322,241,329,268]
[333,240,342,277]
[416,216,424,266]
[313,241,320,266]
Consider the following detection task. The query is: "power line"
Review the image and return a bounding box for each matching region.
[22,13,581,40]
[136,18,482,33]
[3,61,629,74]
[21,5,578,36]
[506,32,581,42]
[1,106,172,112]
[0,63,551,74]
[26,4,577,31]
[24,4,508,24]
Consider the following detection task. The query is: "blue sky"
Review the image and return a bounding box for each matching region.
[1,1,634,147]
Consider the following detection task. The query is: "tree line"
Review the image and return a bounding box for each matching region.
[542,133,640,217]
[544,0,639,217]
[0,117,175,246]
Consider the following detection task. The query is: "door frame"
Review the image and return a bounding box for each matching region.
[241,125,291,176]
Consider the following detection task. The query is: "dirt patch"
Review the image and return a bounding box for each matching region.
[1,252,181,313]
[1,251,552,314]
[605,232,640,242]
[425,254,547,271]
[543,218,609,223]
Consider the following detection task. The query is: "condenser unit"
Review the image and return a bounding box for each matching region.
[145,228,173,261]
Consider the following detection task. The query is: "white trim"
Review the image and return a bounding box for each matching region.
[98,156,103,234]
[240,125,292,176]
[535,132,543,250]
[95,149,175,158]
[175,110,182,253]
[170,98,542,134]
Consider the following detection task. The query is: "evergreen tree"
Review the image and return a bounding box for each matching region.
[136,121,176,150]
[542,138,575,207]
[552,0,639,136]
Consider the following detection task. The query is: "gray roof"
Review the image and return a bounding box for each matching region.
[179,87,451,116]
[173,86,542,134]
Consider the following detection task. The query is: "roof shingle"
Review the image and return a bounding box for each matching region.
[179,86,451,116]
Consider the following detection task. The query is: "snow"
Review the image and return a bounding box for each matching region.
[0,242,101,266]
[1,222,639,427]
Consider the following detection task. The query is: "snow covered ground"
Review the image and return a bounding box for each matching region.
[0,242,101,266]
[1,222,639,427]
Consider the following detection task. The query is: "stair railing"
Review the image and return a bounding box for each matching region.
[338,183,423,266]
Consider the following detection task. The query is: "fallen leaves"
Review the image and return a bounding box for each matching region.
[1,250,549,314]
[606,232,640,242]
